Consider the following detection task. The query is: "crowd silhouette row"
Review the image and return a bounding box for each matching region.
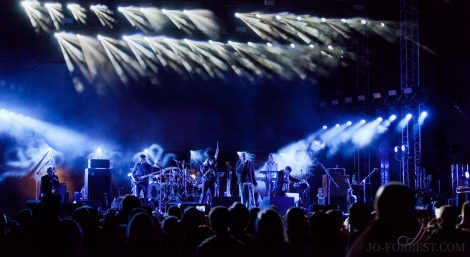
[0,182,469,257]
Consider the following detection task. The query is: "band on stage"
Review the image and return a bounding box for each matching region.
[126,142,318,209]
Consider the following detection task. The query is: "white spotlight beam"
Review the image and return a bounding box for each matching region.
[90,4,115,28]
[21,0,52,32]
[44,2,64,29]
[67,3,87,24]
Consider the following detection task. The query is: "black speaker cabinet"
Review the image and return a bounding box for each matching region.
[88,159,111,169]
[270,197,295,215]
[85,168,112,208]
[212,197,241,208]
[323,174,350,197]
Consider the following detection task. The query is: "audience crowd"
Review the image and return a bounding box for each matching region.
[0,182,469,257]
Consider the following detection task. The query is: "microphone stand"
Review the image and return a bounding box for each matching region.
[319,163,339,205]
[360,168,378,203]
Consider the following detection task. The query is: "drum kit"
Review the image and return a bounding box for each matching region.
[132,166,202,206]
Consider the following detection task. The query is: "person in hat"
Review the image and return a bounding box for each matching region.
[40,166,59,198]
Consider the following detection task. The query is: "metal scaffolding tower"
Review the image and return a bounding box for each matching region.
[400,0,423,189]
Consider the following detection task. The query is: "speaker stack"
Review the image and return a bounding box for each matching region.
[84,159,112,210]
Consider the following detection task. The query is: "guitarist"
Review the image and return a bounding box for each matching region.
[131,154,152,199]
[199,142,219,205]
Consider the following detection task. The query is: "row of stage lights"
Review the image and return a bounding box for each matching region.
[320,112,428,131]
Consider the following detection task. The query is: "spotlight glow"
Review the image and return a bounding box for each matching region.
[361,19,367,25]
[347,121,352,126]
[290,43,296,48]
[389,114,397,121]
[398,113,413,129]
[418,111,428,125]
[322,125,328,130]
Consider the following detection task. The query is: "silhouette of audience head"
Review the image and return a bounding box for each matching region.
[348,202,372,231]
[182,207,205,235]
[286,207,308,243]
[168,206,182,219]
[127,212,156,244]
[121,194,141,213]
[374,182,415,222]
[162,216,183,239]
[436,205,459,228]
[228,202,249,233]
[256,208,285,243]
[209,206,230,235]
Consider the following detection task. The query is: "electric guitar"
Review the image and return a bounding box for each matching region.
[131,170,161,183]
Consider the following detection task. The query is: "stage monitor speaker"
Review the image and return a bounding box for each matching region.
[212,197,241,208]
[88,159,111,169]
[85,168,112,208]
[269,197,295,215]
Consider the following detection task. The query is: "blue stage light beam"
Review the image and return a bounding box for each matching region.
[351,117,383,147]
[418,111,428,126]
[398,113,413,129]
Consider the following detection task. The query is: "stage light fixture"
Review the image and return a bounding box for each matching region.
[378,117,383,122]
[373,92,382,99]
[309,44,314,48]
[335,124,340,127]
[421,111,428,118]
[234,13,240,18]
[255,14,261,18]
[341,18,346,23]
[290,43,296,48]
[401,145,407,152]
[406,113,413,119]
[320,17,326,22]
[358,95,366,101]
[465,171,470,179]
[388,89,397,96]
[361,19,367,25]
[403,88,413,94]
[394,146,399,153]
[389,114,397,121]
[266,42,272,47]
[322,125,328,130]
[275,15,281,20]
[297,16,302,21]
[328,45,333,50]
[360,119,366,124]
[381,22,385,27]
[347,121,352,126]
